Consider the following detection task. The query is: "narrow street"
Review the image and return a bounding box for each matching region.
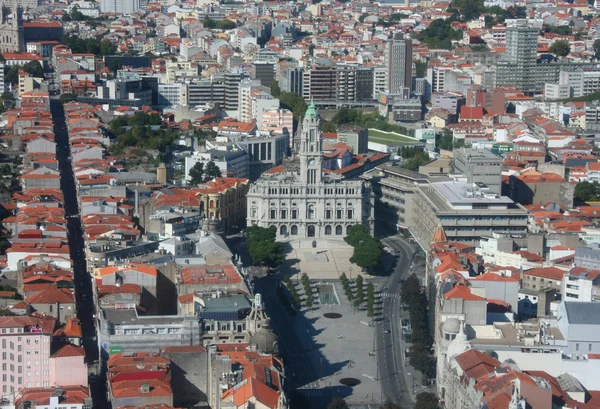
[51,99,109,408]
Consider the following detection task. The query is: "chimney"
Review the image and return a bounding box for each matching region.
[140,383,151,393]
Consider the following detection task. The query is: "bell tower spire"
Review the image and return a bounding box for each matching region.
[299,99,323,185]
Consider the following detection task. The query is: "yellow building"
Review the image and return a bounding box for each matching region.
[197,177,250,232]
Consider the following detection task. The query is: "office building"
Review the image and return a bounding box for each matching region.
[453,147,502,195]
[385,32,413,94]
[187,78,225,107]
[303,62,374,103]
[495,21,558,93]
[362,164,528,246]
[100,0,139,13]
[252,61,275,86]
[157,83,186,107]
[279,66,303,94]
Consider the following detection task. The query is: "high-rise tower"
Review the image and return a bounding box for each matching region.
[385,32,413,95]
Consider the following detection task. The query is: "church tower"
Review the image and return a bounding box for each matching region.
[299,100,323,185]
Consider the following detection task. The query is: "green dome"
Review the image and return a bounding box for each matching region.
[305,99,319,119]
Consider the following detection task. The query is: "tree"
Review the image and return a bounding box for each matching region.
[246,225,285,267]
[23,61,44,78]
[437,128,454,151]
[270,80,281,97]
[59,93,78,104]
[279,91,308,119]
[355,275,364,304]
[350,236,382,270]
[70,6,86,21]
[203,161,222,181]
[1,91,15,110]
[216,19,237,30]
[344,224,371,247]
[415,60,427,77]
[415,19,462,50]
[62,12,71,22]
[0,309,16,316]
[327,397,349,409]
[321,120,336,133]
[188,162,205,185]
[415,392,440,409]
[549,39,570,57]
[575,181,600,202]
[594,39,600,56]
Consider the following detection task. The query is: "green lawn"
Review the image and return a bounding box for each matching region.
[368,129,418,144]
[369,136,418,146]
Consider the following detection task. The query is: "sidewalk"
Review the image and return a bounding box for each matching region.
[397,309,437,401]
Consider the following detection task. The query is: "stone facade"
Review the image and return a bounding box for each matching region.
[246,102,373,240]
[0,3,24,53]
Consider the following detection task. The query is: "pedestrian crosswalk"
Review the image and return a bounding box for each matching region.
[379,293,400,299]
[300,389,324,397]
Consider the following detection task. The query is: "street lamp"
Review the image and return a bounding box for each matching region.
[349,266,353,280]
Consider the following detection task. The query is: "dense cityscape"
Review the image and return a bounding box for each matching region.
[0,0,598,408]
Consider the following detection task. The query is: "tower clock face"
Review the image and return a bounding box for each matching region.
[308,159,315,166]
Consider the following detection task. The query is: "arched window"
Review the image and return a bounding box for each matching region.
[346,225,352,235]
[280,225,288,236]
[209,200,215,209]
[335,225,343,235]
[291,225,298,235]
[307,225,316,237]
[307,204,315,219]
[325,225,332,235]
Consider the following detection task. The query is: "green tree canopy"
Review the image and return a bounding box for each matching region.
[344,224,371,247]
[246,225,285,267]
[189,162,205,185]
[415,392,440,409]
[270,80,281,97]
[321,120,336,133]
[548,39,571,57]
[279,91,308,119]
[204,160,222,181]
[575,181,600,202]
[437,128,454,151]
[350,236,382,270]
[415,19,462,50]
[327,397,349,409]
[59,93,78,105]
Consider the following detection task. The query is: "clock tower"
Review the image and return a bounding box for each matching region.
[299,100,323,185]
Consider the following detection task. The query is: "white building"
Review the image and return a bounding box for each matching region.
[158,83,186,107]
[561,269,599,302]
[246,102,372,240]
[184,149,249,182]
[99,0,139,14]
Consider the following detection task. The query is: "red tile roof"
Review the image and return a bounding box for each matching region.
[443,285,486,301]
[180,264,242,285]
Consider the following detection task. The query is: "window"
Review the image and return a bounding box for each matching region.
[291,225,298,235]
[280,210,287,219]
[251,208,257,218]
[325,225,332,235]
[270,210,276,219]
[337,210,343,219]
[325,210,332,219]
[347,210,353,219]
[336,225,343,235]
[291,210,298,219]
[280,225,288,236]
[576,343,579,351]
[307,205,315,219]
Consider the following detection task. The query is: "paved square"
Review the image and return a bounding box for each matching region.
[290,281,383,405]
[282,240,362,280]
